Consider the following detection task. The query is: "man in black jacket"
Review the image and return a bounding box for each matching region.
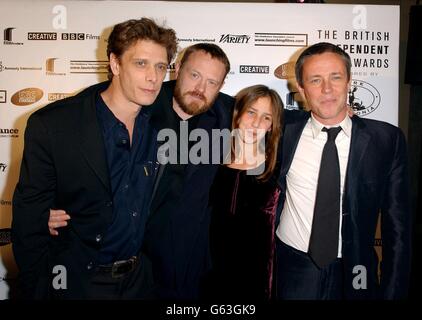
[12,18,177,299]
[145,43,234,299]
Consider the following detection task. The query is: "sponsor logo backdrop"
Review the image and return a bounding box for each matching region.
[0,1,398,299]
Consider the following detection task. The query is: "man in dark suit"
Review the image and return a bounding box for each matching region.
[275,42,411,299]
[11,18,177,299]
[143,43,234,299]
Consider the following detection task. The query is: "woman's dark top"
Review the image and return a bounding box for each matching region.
[206,165,281,300]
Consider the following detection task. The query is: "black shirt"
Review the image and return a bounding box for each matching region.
[95,93,157,264]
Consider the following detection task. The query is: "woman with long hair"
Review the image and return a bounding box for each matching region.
[206,84,284,300]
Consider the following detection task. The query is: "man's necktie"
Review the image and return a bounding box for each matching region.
[308,126,342,269]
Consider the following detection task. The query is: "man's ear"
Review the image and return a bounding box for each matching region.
[296,81,306,102]
[109,53,120,76]
[175,62,181,78]
[347,78,352,92]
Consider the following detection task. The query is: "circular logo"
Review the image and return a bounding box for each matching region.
[348,80,381,116]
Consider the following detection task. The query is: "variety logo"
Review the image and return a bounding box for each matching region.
[0,128,19,138]
[3,27,23,45]
[46,58,66,76]
[219,34,250,44]
[28,32,57,40]
[348,80,381,116]
[0,90,6,103]
[11,88,43,106]
[239,65,269,74]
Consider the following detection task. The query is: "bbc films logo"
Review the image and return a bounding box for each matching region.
[69,60,109,74]
[11,88,43,106]
[0,128,19,138]
[348,80,381,116]
[239,65,269,74]
[3,27,23,45]
[46,58,66,76]
[28,32,57,40]
[219,34,250,44]
[255,33,308,47]
[61,33,85,40]
[61,33,100,41]
[0,90,6,103]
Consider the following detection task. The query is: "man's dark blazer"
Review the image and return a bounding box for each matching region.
[142,80,234,299]
[276,110,412,299]
[12,81,159,299]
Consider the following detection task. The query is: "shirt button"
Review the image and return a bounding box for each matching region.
[87,262,94,270]
[132,211,138,217]
[95,234,102,242]
[105,201,113,207]
[121,139,128,145]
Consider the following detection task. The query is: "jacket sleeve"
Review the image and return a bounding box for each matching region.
[380,128,412,299]
[12,113,56,299]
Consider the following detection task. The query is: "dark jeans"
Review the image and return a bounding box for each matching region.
[275,238,344,300]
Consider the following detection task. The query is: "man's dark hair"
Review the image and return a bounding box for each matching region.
[295,42,351,87]
[106,18,178,80]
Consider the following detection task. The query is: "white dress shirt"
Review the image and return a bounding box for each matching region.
[276,114,352,257]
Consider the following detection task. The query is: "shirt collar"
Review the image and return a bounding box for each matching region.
[310,113,352,139]
[96,92,147,136]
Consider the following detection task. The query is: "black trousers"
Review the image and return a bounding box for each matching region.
[275,238,344,300]
[85,253,156,300]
